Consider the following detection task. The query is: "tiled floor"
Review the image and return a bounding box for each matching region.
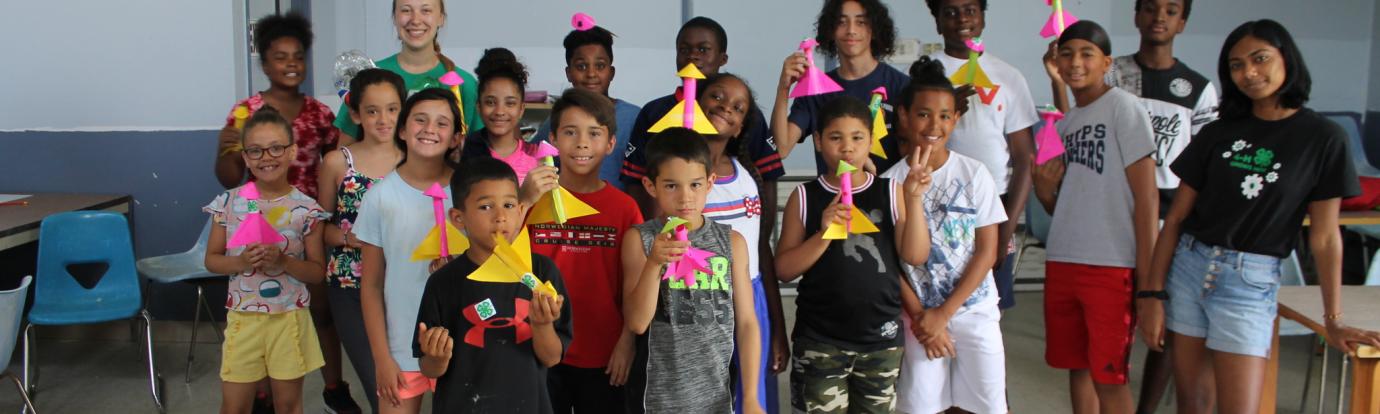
[0,248,1356,413]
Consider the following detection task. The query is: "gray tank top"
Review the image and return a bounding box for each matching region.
[630,217,736,412]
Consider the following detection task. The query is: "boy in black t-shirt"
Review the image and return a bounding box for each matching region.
[414,157,573,414]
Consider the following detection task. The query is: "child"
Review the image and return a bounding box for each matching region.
[696,73,789,414]
[461,48,539,184]
[622,129,765,414]
[203,107,328,414]
[316,68,407,413]
[354,88,464,414]
[623,17,785,220]
[1043,3,1217,406]
[215,12,340,200]
[1140,19,1380,413]
[1031,21,1158,414]
[534,23,641,189]
[775,96,931,413]
[881,57,1008,414]
[333,0,483,142]
[772,0,908,173]
[924,0,1040,313]
[528,87,644,412]
[414,157,573,413]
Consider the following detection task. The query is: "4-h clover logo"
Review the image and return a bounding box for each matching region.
[1252,148,1275,168]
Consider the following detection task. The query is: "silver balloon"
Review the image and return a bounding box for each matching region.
[333,50,376,98]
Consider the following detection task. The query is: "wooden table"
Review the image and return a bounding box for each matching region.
[1264,286,1380,414]
[0,193,133,251]
[1303,210,1380,226]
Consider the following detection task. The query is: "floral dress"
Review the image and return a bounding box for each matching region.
[326,147,381,288]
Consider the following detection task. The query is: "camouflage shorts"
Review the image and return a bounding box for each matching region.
[790,336,902,413]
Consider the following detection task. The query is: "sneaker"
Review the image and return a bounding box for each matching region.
[252,392,274,414]
[322,381,363,414]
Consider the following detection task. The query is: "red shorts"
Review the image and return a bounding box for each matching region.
[1043,261,1135,385]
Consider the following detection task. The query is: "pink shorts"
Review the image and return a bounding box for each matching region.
[395,371,437,399]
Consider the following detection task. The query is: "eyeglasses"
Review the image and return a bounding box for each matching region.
[243,144,291,160]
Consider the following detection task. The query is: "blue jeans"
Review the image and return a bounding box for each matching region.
[1166,234,1282,357]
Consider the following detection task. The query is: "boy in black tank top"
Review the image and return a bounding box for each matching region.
[775,96,934,413]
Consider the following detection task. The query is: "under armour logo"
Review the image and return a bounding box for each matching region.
[462,298,532,348]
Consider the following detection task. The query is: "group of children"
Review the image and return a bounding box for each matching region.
[202,0,1380,413]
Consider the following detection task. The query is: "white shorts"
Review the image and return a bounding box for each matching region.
[896,299,1007,414]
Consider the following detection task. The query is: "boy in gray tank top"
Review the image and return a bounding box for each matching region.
[621,128,764,414]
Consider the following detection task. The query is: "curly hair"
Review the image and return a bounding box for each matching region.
[814,0,896,59]
[253,12,313,63]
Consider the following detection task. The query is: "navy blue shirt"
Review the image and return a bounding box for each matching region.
[788,64,910,174]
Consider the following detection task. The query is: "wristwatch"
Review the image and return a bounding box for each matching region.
[1135,290,1169,301]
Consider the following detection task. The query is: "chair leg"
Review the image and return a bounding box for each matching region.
[6,372,37,413]
[1300,335,1317,414]
[186,286,202,383]
[1337,356,1348,414]
[141,310,165,413]
[197,284,223,341]
[22,323,35,396]
[1320,344,1329,414]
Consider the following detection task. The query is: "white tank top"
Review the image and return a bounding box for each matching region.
[704,159,763,280]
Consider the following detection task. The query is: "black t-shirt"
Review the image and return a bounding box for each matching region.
[1172,108,1359,257]
[412,252,572,414]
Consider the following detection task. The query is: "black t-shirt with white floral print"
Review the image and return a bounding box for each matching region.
[1172,108,1359,257]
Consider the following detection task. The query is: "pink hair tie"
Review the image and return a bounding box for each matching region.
[571,13,596,31]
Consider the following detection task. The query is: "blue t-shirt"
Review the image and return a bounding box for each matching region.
[622,93,785,184]
[534,98,640,190]
[788,64,910,174]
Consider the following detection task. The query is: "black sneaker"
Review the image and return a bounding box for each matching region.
[252,392,274,414]
[322,381,363,414]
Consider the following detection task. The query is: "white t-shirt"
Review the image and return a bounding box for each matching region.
[705,159,762,280]
[882,152,1006,310]
[930,52,1041,194]
[351,171,454,372]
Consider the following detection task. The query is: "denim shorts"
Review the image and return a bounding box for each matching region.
[1166,234,1282,358]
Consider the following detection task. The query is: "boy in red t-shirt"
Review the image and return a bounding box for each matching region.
[525,88,645,411]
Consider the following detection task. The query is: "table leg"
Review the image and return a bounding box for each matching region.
[1263,316,1280,414]
[1350,356,1379,414]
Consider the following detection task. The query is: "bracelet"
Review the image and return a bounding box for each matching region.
[1324,313,1343,321]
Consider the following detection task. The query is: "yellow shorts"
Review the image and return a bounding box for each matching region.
[220,309,324,383]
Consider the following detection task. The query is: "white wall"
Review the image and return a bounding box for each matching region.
[1371,1,1380,113]
[0,1,237,130]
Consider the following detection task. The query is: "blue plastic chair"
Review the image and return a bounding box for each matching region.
[136,218,225,383]
[1,276,37,413]
[23,211,164,412]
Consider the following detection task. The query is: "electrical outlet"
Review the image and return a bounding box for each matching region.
[886,38,922,64]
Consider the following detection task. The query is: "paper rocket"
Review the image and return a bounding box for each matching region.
[1036,105,1066,164]
[227,181,288,249]
[648,64,718,135]
[468,228,559,298]
[411,183,470,262]
[868,87,889,159]
[661,217,713,287]
[525,142,599,225]
[790,38,845,98]
[233,104,250,129]
[439,71,469,135]
[823,161,881,240]
[949,38,993,89]
[571,12,596,31]
[1040,0,1079,38]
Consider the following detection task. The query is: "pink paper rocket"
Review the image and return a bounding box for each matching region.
[790,39,845,98]
[424,183,451,257]
[439,71,468,135]
[661,217,712,287]
[1040,0,1079,38]
[571,13,596,31]
[836,161,859,232]
[227,181,288,249]
[1036,106,1066,164]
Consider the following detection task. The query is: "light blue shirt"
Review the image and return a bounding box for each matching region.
[351,171,454,371]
